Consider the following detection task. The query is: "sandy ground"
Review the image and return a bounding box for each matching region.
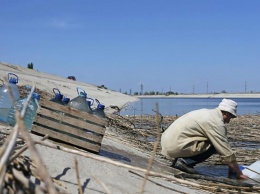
[0,62,138,114]
[0,62,209,193]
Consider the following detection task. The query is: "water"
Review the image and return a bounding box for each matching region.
[0,108,10,123]
[121,98,260,116]
[230,141,260,150]
[7,93,40,131]
[69,95,92,113]
[93,101,106,118]
[68,88,93,114]
[0,74,20,122]
[93,108,106,118]
[195,165,260,185]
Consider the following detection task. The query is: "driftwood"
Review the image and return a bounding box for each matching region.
[140,103,161,193]
[92,174,111,194]
[74,158,83,194]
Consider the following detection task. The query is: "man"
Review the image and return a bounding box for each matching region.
[161,98,247,179]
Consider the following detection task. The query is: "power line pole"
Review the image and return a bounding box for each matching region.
[245,81,247,93]
[206,82,208,94]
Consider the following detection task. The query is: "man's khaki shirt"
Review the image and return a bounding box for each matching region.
[161,108,236,164]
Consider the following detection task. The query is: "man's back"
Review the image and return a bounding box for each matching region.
[161,108,225,159]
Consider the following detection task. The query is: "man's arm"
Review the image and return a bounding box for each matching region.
[228,161,248,179]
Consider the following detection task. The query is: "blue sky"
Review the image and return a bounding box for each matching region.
[1,0,260,94]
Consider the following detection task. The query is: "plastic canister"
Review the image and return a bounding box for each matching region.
[68,87,92,114]
[50,88,70,106]
[240,160,260,179]
[62,97,70,105]
[93,99,106,118]
[50,88,64,105]
[0,73,20,122]
[7,92,40,131]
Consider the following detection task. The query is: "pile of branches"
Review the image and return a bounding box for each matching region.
[0,84,68,194]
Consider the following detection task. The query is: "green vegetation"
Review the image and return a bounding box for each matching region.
[27,62,34,69]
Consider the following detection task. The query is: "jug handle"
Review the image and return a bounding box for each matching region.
[76,87,86,96]
[53,88,61,95]
[7,73,19,84]
[95,98,100,105]
[87,98,94,106]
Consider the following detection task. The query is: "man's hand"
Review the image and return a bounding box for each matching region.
[237,174,248,179]
[228,161,248,180]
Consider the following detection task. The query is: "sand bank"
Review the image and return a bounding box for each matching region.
[0,62,138,113]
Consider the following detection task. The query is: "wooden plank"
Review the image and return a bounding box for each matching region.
[33,116,102,143]
[32,125,100,153]
[32,99,109,153]
[39,99,108,126]
[36,108,106,135]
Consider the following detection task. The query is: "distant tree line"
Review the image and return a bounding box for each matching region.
[123,91,178,96]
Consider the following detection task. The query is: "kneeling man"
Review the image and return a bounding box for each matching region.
[161,99,247,179]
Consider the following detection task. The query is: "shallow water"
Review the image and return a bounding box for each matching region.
[99,149,131,163]
[121,97,260,116]
[100,142,260,188]
[141,137,260,149]
[230,141,260,150]
[101,139,260,186]
[195,164,260,186]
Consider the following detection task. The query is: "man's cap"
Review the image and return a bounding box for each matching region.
[218,98,237,118]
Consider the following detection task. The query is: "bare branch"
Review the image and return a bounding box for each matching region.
[74,158,83,194]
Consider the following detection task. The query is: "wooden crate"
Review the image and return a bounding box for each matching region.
[31,99,108,153]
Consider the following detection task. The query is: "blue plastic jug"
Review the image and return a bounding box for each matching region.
[0,73,20,122]
[62,97,70,105]
[240,160,260,180]
[7,90,40,131]
[68,88,92,114]
[50,88,66,105]
[93,99,106,118]
[50,88,70,105]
